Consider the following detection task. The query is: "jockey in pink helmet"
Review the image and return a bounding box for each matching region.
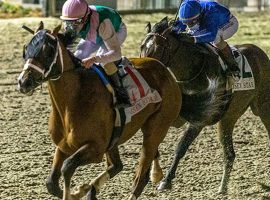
[60,0,130,106]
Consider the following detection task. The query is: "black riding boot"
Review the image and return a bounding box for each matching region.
[109,72,131,107]
[220,44,240,79]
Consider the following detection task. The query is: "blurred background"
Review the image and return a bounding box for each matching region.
[2,0,270,16]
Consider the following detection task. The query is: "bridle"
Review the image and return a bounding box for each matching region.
[146,32,168,40]
[21,28,82,85]
[23,35,61,82]
[143,31,172,67]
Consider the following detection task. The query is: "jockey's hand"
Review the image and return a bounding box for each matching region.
[82,57,97,69]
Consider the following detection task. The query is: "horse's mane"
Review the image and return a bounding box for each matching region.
[150,17,184,38]
[150,17,197,47]
[151,17,170,34]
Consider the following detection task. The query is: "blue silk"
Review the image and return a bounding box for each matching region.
[174,1,231,43]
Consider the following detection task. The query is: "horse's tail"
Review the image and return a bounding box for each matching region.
[180,77,231,126]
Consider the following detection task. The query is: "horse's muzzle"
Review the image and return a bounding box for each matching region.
[18,74,35,95]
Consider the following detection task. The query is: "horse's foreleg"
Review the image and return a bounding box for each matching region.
[150,151,164,184]
[158,124,203,191]
[85,146,123,200]
[61,143,102,200]
[128,146,155,200]
[46,147,67,199]
[217,119,236,194]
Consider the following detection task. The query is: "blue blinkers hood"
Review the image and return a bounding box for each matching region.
[25,30,47,60]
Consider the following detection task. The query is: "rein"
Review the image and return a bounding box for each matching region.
[146,31,207,84]
[42,43,83,82]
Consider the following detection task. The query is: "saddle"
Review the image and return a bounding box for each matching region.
[201,44,255,92]
[92,57,162,150]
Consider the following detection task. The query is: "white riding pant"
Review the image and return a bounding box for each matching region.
[75,22,127,60]
[213,15,239,46]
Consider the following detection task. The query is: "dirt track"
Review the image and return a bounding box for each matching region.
[0,17,270,200]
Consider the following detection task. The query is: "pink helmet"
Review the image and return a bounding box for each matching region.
[60,0,89,20]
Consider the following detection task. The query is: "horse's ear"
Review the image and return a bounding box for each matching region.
[52,24,62,35]
[145,22,151,33]
[160,17,169,27]
[35,21,44,33]
[161,16,168,23]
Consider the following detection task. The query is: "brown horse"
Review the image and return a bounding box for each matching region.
[17,22,181,200]
[140,17,270,194]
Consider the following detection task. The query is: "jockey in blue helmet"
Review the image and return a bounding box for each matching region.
[173,0,240,78]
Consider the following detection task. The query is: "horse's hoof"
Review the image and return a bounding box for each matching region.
[46,181,63,198]
[157,181,172,191]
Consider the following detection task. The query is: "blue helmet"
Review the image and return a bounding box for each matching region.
[179,0,202,23]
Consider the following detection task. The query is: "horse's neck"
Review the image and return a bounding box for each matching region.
[47,42,111,126]
[48,71,80,116]
[48,43,81,114]
[171,41,204,80]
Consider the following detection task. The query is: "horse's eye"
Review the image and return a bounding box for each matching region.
[43,44,54,58]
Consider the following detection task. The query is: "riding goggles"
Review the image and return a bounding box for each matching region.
[64,18,84,26]
[63,19,84,38]
[183,18,200,27]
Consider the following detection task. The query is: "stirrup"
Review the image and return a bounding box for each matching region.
[232,73,241,82]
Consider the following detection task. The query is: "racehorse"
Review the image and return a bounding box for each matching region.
[17,21,181,200]
[140,17,270,194]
